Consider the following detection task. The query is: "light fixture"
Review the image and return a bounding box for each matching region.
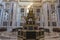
[27,3,33,9]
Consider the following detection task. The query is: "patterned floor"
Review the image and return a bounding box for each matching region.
[0,32,60,40]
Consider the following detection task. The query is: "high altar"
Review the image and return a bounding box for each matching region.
[17,8,44,40]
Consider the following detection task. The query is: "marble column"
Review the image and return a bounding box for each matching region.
[42,2,48,28]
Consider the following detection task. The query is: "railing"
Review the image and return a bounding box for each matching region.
[0,26,60,32]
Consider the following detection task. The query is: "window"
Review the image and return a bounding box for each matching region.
[21,8,24,13]
[52,22,57,26]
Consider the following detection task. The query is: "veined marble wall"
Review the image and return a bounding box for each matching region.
[0,0,58,31]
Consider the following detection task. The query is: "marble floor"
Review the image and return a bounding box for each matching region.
[0,32,60,40]
[44,32,60,40]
